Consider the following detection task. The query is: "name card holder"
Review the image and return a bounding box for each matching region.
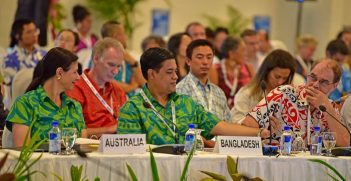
[99,134,146,154]
[214,136,263,156]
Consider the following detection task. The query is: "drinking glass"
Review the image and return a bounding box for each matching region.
[195,129,204,152]
[62,128,77,155]
[292,131,306,152]
[322,132,336,157]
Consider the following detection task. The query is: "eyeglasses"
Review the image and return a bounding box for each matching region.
[307,74,334,87]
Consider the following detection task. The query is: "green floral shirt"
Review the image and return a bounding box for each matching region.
[7,86,86,142]
[117,85,220,145]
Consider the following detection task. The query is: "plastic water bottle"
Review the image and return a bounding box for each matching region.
[49,121,61,154]
[184,124,196,153]
[280,126,292,155]
[310,126,322,155]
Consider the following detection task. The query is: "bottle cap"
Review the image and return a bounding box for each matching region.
[188,124,195,129]
[314,126,320,131]
[52,121,59,127]
[283,125,290,131]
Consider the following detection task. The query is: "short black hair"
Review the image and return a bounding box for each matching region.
[72,5,90,24]
[167,32,188,57]
[141,35,166,52]
[326,39,349,56]
[186,39,215,59]
[57,29,80,46]
[10,18,35,47]
[140,48,174,80]
[221,36,242,59]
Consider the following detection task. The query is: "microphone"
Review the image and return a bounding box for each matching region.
[319,105,351,145]
[260,81,272,145]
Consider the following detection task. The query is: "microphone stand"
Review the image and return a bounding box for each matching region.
[143,102,185,154]
[260,81,278,155]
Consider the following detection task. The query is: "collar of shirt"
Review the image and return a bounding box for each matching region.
[36,85,75,108]
[83,69,114,93]
[142,84,179,108]
[188,72,211,90]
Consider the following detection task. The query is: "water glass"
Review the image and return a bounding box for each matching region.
[292,131,306,152]
[195,129,204,152]
[322,132,336,157]
[62,128,77,155]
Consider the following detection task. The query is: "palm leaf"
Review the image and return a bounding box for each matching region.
[249,177,264,181]
[0,152,9,171]
[308,159,346,181]
[327,173,340,181]
[126,163,138,181]
[180,143,196,181]
[149,147,160,181]
[200,171,226,181]
[227,156,238,180]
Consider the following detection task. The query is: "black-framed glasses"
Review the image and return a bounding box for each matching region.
[307,74,333,87]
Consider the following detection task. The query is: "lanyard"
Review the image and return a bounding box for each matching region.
[82,73,115,118]
[221,61,239,96]
[189,75,212,112]
[140,89,177,137]
[121,61,126,83]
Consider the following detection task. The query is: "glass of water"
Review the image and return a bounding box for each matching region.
[62,128,77,155]
[292,131,306,152]
[322,132,336,157]
[195,129,204,152]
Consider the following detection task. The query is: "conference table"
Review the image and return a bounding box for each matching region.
[1,149,350,181]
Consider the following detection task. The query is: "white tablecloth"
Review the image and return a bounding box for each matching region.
[1,150,350,181]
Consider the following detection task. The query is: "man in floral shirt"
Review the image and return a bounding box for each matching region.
[242,59,350,147]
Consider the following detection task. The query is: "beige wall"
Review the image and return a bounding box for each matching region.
[0,0,349,58]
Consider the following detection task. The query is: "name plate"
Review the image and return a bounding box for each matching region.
[99,134,146,154]
[214,136,263,156]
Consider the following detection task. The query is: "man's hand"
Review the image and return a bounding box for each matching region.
[305,86,330,109]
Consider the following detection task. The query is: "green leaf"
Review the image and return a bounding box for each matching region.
[180,143,195,181]
[249,177,264,181]
[149,146,160,181]
[94,177,101,181]
[327,173,340,181]
[227,155,238,180]
[200,171,226,181]
[51,172,63,181]
[0,153,9,171]
[231,173,242,181]
[126,163,138,181]
[308,159,346,181]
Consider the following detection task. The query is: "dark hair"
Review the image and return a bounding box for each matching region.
[248,49,296,98]
[72,5,90,24]
[337,30,351,39]
[57,29,80,46]
[186,39,215,59]
[140,48,174,80]
[221,36,241,59]
[100,20,121,38]
[326,39,349,56]
[185,22,203,34]
[240,29,257,38]
[205,27,215,39]
[215,27,229,35]
[141,35,166,52]
[9,18,35,47]
[26,47,78,92]
[167,32,188,57]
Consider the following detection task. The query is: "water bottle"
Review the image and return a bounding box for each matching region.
[184,124,196,153]
[310,126,322,155]
[280,126,292,155]
[49,121,61,154]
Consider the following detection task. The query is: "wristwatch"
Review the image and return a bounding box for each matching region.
[257,128,265,137]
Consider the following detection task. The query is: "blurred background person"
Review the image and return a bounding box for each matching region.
[72,5,97,53]
[185,22,206,40]
[325,39,351,102]
[231,49,296,123]
[2,18,46,110]
[240,29,260,71]
[141,35,166,52]
[294,35,318,78]
[211,36,254,108]
[167,32,192,82]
